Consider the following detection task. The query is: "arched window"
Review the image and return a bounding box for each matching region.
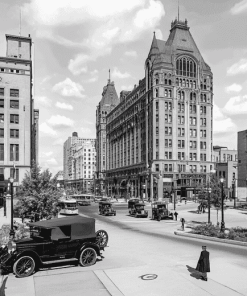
[155,73,159,85]
[193,81,196,89]
[179,79,182,86]
[178,91,181,100]
[176,56,197,78]
[168,80,171,85]
[165,79,167,85]
[190,80,193,88]
[201,94,203,102]
[190,92,193,101]
[186,80,189,87]
[168,90,172,97]
[182,79,185,87]
[155,88,159,98]
[181,91,185,101]
[176,78,179,86]
[164,89,168,97]
[204,94,206,102]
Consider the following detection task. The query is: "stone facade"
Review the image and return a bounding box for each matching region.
[105,19,214,200]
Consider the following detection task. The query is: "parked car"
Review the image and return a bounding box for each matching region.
[128,199,148,218]
[0,216,108,278]
[99,201,116,216]
[151,201,173,221]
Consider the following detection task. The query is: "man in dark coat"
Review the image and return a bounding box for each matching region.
[196,246,210,281]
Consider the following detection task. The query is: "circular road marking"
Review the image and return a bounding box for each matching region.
[140,274,158,280]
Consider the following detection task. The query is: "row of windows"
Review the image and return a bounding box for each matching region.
[0,114,19,124]
[0,167,19,182]
[0,144,19,161]
[176,79,197,88]
[0,100,19,109]
[153,163,208,173]
[0,129,19,138]
[0,89,19,97]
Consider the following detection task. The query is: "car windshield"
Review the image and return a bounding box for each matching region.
[30,227,51,240]
[66,203,77,208]
[136,205,144,210]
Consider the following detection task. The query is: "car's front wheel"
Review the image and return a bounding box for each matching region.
[79,248,97,267]
[13,256,35,278]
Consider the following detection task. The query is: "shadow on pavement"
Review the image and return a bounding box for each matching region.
[0,276,8,296]
[186,265,202,280]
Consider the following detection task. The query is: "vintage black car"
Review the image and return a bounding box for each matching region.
[151,201,173,221]
[99,202,116,216]
[0,216,108,278]
[128,199,148,218]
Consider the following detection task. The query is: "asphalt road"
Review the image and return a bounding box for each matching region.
[7,202,247,296]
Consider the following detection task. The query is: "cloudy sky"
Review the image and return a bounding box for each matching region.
[0,0,247,175]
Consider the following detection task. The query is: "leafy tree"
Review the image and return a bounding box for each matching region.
[15,162,61,221]
[209,174,222,226]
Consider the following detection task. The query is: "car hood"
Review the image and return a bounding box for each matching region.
[16,237,37,245]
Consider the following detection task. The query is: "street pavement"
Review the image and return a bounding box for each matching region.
[2,201,247,296]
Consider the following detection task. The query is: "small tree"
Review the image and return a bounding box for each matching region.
[15,162,61,221]
[209,174,222,226]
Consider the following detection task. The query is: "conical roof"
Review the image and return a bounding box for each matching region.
[100,80,119,107]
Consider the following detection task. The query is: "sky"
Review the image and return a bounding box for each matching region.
[0,0,247,175]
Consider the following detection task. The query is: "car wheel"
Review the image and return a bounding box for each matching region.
[79,248,97,267]
[13,256,35,278]
[96,230,108,248]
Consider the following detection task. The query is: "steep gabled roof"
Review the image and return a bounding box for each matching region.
[100,80,119,108]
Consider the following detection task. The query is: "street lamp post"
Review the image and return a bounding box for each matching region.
[9,177,14,237]
[220,178,225,232]
[232,178,236,209]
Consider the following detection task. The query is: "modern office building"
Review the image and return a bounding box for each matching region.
[0,33,38,195]
[105,18,214,200]
[95,77,119,195]
[237,130,247,200]
[63,132,96,192]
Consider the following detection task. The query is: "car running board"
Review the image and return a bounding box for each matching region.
[42,258,78,265]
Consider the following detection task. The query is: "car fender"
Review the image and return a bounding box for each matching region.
[77,242,101,257]
[15,250,42,267]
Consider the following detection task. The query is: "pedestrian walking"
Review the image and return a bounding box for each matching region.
[180,217,185,230]
[174,211,178,221]
[197,205,201,214]
[196,246,210,281]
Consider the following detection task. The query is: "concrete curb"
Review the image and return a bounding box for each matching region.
[174,231,247,247]
[94,270,124,296]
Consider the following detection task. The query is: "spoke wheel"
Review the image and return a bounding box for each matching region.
[79,248,97,267]
[13,256,35,278]
[96,230,108,248]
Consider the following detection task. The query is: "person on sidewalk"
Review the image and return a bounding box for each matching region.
[180,217,185,230]
[196,246,210,281]
[174,211,178,221]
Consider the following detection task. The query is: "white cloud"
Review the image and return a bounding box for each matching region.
[53,138,64,146]
[42,151,53,157]
[121,85,133,91]
[124,51,137,57]
[227,59,247,75]
[68,54,89,75]
[223,95,247,115]
[39,122,57,136]
[225,83,242,93]
[35,96,52,107]
[112,67,131,79]
[23,0,165,67]
[55,101,73,110]
[83,69,99,83]
[213,104,237,134]
[47,115,74,128]
[53,78,85,98]
[230,0,247,14]
[81,127,92,135]
[46,158,58,166]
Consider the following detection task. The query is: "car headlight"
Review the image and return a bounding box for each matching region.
[8,241,16,253]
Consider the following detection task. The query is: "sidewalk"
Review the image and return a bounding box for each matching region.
[4,263,245,296]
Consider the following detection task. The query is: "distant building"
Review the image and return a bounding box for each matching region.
[95,77,119,195]
[213,146,237,199]
[63,132,96,193]
[237,130,247,200]
[0,34,38,195]
[105,18,214,200]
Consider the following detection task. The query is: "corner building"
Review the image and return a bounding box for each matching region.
[0,34,38,195]
[105,19,214,200]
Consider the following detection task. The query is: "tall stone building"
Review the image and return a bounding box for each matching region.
[95,77,119,195]
[237,130,247,200]
[0,34,38,195]
[105,18,214,200]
